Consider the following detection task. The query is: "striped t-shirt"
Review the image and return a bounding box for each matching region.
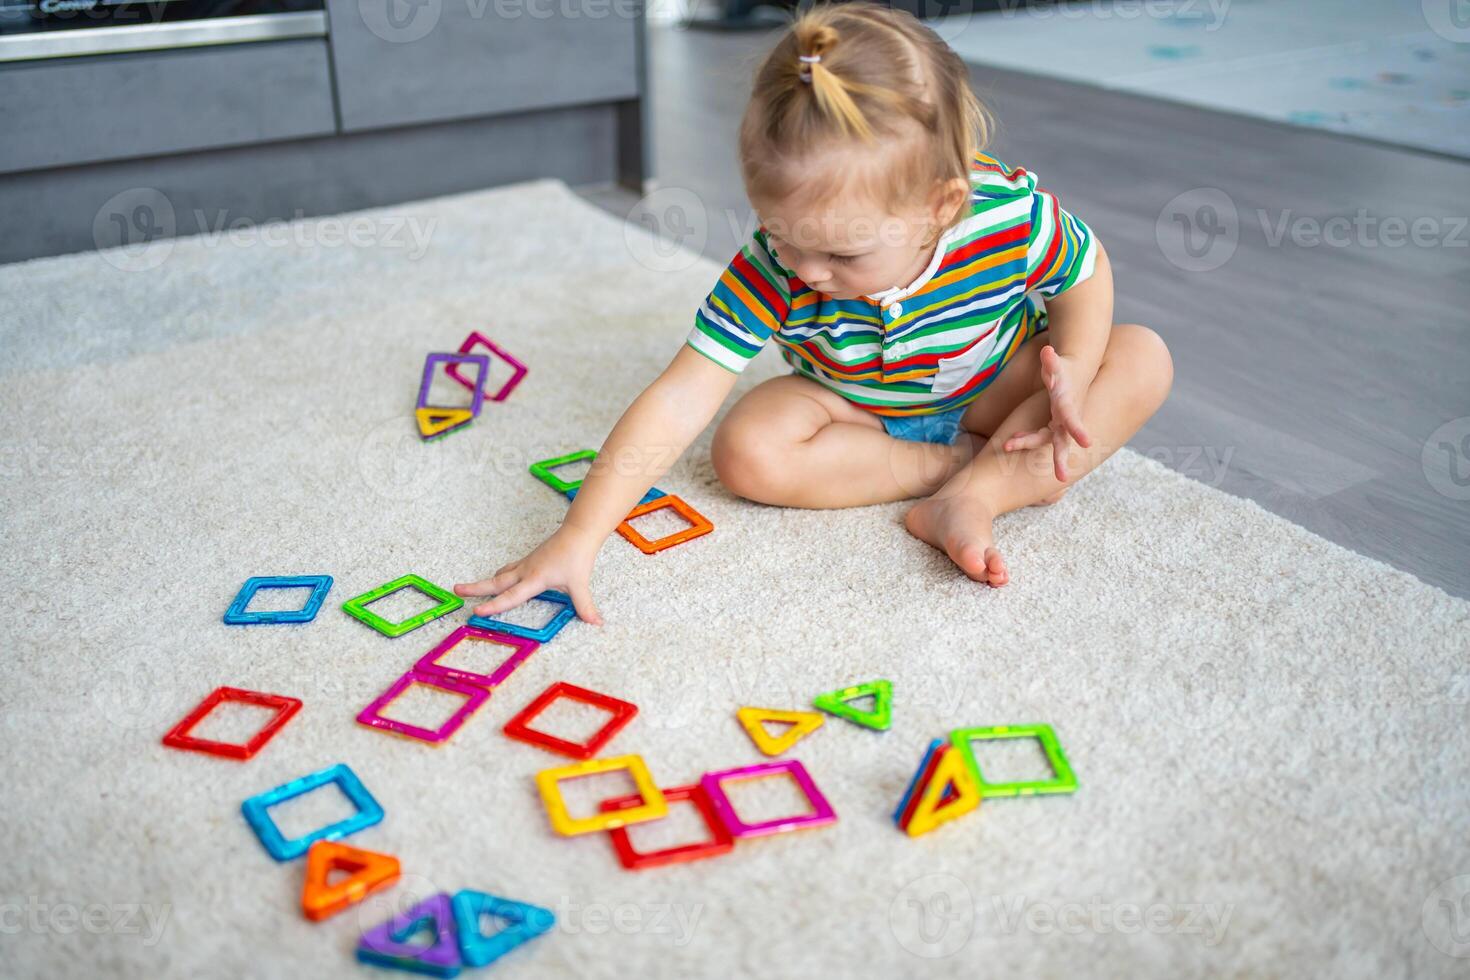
[686,153,1099,416]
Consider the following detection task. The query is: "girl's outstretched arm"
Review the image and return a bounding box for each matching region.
[454,344,740,624]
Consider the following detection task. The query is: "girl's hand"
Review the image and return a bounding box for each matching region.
[1002,344,1093,483]
[454,525,604,626]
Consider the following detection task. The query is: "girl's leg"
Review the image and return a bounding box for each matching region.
[711,374,982,509]
[905,323,1174,585]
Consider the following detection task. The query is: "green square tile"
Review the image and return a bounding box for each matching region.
[528,450,597,494]
[342,574,463,638]
[949,723,1077,798]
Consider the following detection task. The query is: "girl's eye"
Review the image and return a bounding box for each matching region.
[831,253,862,265]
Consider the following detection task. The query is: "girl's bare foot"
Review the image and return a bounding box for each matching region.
[903,493,1009,586]
[1033,488,1067,506]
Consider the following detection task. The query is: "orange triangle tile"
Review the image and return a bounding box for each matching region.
[301,840,401,921]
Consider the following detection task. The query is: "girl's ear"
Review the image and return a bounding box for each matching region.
[929,177,971,228]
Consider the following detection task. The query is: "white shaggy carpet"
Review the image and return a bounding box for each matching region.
[2,179,1468,980]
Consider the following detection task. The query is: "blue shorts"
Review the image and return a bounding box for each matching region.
[879,405,970,446]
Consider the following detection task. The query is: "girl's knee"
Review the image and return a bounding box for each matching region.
[711,416,789,502]
[1109,323,1173,406]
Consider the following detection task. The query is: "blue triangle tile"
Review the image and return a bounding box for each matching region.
[451,890,555,968]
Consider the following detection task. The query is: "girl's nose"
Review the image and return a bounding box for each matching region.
[794,257,830,283]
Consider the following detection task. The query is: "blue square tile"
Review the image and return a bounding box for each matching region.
[467,590,576,643]
[565,486,666,506]
[241,763,384,861]
[224,575,333,625]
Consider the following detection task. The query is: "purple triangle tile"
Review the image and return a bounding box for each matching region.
[358,892,462,971]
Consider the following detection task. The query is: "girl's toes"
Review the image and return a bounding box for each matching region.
[949,541,994,582]
[984,547,1009,587]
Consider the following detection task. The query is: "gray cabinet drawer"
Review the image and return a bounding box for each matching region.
[328,0,640,132]
[0,39,336,176]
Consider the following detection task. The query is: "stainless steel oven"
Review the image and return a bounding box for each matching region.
[0,0,326,62]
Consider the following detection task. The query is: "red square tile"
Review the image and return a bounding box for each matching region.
[162,686,301,761]
[502,682,636,759]
[600,783,735,870]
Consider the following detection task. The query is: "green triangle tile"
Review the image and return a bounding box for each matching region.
[812,679,892,731]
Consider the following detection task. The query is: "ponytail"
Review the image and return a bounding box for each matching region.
[740,2,993,223]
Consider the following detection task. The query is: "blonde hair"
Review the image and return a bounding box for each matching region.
[739,2,993,231]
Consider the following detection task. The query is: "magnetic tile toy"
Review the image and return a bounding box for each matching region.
[528,449,597,494]
[342,574,463,638]
[413,626,538,690]
[813,679,893,731]
[356,670,490,745]
[949,723,1078,798]
[699,759,837,839]
[893,739,947,828]
[241,763,384,862]
[502,681,637,759]
[898,742,981,838]
[600,783,735,870]
[416,407,475,441]
[301,841,401,921]
[417,352,489,416]
[467,589,575,643]
[451,890,554,968]
[535,754,667,836]
[735,707,824,757]
[162,686,302,761]
[615,494,714,555]
[358,892,462,977]
[223,575,333,625]
[446,331,528,403]
[565,484,666,506]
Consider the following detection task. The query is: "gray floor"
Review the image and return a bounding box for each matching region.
[579,23,1470,599]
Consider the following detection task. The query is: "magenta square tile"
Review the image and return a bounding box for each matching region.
[699,759,837,838]
[413,626,538,690]
[356,670,489,745]
[446,331,527,403]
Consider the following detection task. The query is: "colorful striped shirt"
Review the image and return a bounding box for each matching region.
[686,153,1099,416]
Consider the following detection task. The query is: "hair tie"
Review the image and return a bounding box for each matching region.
[798,52,819,83]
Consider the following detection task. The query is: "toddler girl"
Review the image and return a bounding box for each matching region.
[458,2,1172,624]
